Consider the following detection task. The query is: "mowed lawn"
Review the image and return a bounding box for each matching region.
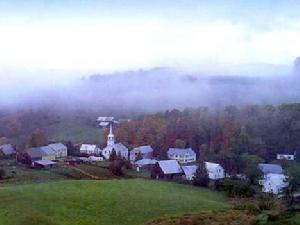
[0,179,229,225]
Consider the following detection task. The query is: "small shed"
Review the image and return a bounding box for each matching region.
[153,160,183,179]
[33,160,57,169]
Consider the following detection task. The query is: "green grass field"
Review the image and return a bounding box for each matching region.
[0,179,229,225]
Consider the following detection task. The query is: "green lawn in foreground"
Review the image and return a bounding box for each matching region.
[0,179,229,225]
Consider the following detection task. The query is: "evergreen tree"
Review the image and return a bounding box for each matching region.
[193,161,209,187]
[0,168,5,180]
[109,149,117,162]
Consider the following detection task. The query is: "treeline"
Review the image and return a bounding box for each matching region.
[114,103,300,164]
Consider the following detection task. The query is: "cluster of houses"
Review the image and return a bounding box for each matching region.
[2,118,294,195]
[21,143,68,168]
[74,125,293,195]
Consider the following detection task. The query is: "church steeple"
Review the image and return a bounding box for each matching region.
[107,123,115,147]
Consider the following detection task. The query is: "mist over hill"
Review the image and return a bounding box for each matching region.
[0,60,299,114]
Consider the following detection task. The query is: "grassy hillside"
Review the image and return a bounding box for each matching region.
[0,179,229,225]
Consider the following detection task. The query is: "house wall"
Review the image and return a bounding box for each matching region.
[54,148,67,158]
[277,154,295,160]
[42,155,56,161]
[168,154,196,163]
[102,148,112,159]
[207,167,224,180]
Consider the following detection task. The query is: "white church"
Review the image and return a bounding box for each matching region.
[101,124,129,160]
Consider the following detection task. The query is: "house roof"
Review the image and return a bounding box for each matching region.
[34,159,57,166]
[48,143,67,152]
[277,149,296,155]
[112,143,128,152]
[182,165,198,177]
[158,160,182,174]
[167,148,196,156]
[135,159,157,166]
[131,145,153,154]
[80,144,97,151]
[205,162,223,172]
[25,147,47,158]
[40,146,56,155]
[97,116,114,122]
[258,163,283,174]
[99,122,110,127]
[0,144,15,155]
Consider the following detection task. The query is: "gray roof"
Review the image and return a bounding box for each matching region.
[131,145,153,154]
[97,116,114,122]
[158,160,183,174]
[258,163,283,174]
[41,146,56,155]
[0,144,15,155]
[182,165,198,177]
[25,147,47,159]
[277,149,296,155]
[34,160,57,166]
[48,143,67,152]
[135,159,157,166]
[167,148,196,156]
[113,143,128,153]
[25,146,56,159]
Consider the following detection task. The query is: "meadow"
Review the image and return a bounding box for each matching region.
[0,179,229,225]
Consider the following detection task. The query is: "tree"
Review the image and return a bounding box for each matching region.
[109,160,124,176]
[193,161,209,187]
[240,153,263,184]
[0,168,5,180]
[66,141,78,156]
[109,149,117,162]
[151,163,163,179]
[174,139,186,148]
[28,129,46,147]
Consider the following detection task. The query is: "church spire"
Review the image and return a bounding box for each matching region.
[107,123,115,147]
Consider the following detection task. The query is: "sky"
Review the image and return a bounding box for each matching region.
[0,0,300,72]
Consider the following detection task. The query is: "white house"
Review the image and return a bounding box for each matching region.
[182,165,198,180]
[88,156,104,162]
[102,143,128,159]
[205,162,225,180]
[258,163,283,177]
[260,173,288,194]
[48,143,68,158]
[276,150,296,161]
[80,144,101,155]
[167,148,196,164]
[258,163,288,194]
[130,145,153,161]
[101,125,128,159]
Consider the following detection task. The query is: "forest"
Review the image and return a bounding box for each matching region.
[113,103,300,174]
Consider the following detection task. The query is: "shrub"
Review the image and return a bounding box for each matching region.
[216,179,254,197]
[193,161,209,187]
[0,168,6,180]
[258,195,277,211]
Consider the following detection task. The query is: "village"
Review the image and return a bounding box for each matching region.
[0,116,295,197]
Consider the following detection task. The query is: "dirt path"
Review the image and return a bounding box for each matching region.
[64,164,100,179]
